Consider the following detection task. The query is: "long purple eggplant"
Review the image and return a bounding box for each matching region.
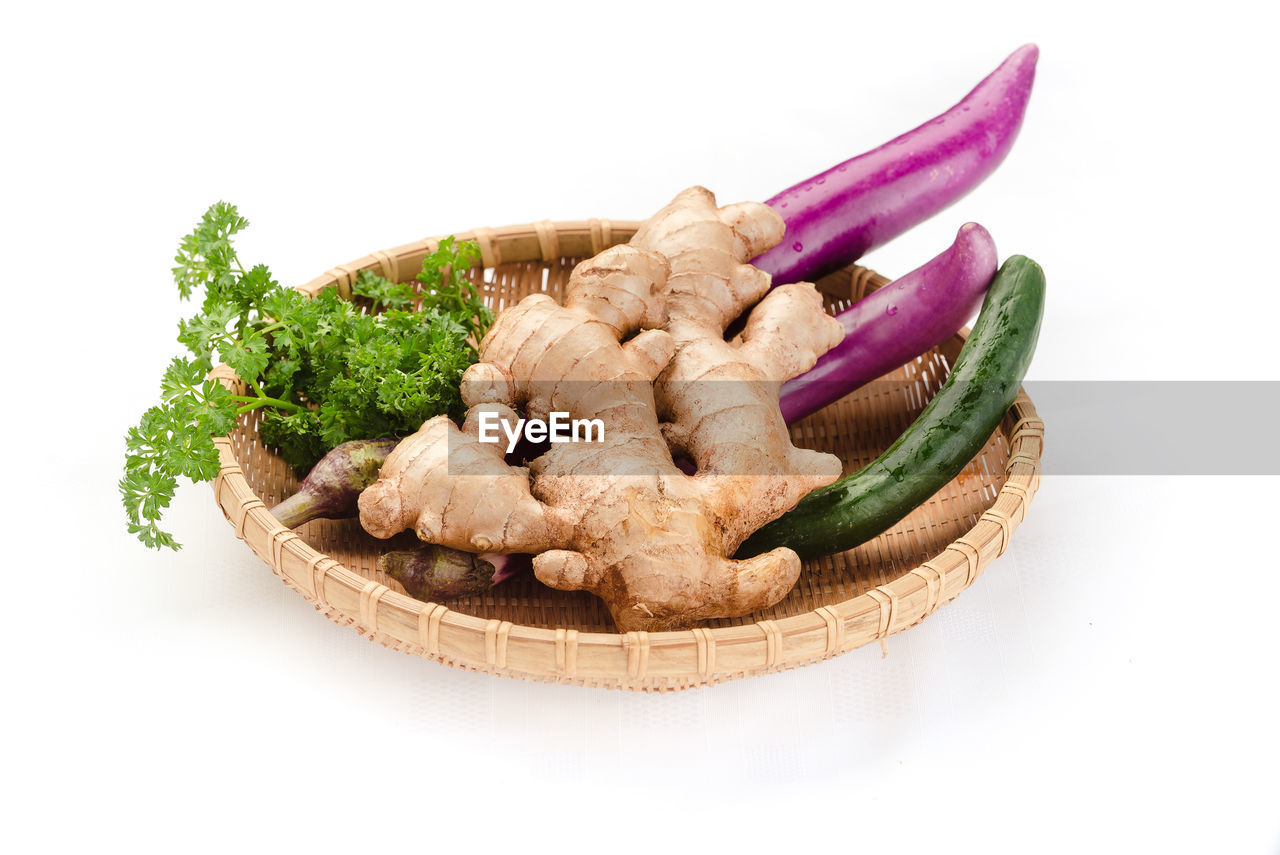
[780,222,997,423]
[755,44,1038,285]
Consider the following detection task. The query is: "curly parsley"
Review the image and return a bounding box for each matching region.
[122,202,491,549]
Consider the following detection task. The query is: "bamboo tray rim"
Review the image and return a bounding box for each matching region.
[209,218,1044,692]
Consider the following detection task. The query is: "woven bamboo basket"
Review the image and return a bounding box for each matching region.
[209,218,1044,692]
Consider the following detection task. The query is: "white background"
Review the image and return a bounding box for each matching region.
[3,1,1278,852]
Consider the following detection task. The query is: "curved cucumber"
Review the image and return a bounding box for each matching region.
[737,255,1045,561]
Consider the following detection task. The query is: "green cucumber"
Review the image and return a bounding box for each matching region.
[737,255,1045,561]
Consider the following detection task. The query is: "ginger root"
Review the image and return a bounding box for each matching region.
[635,186,846,548]
[359,189,844,631]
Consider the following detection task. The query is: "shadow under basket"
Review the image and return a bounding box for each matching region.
[209,219,1044,692]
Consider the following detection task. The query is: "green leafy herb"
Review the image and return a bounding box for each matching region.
[122,202,491,549]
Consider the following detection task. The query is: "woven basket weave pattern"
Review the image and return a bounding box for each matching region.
[210,219,1044,691]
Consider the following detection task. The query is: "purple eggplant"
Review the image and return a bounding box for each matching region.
[269,438,399,529]
[755,44,1038,285]
[379,547,529,600]
[780,222,997,423]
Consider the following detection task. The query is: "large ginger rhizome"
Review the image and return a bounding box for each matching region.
[359,187,845,631]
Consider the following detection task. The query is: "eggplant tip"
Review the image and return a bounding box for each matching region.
[956,221,993,242]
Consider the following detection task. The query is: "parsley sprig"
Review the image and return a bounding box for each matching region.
[122,203,491,550]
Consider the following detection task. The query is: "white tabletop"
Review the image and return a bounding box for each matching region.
[4,2,1277,852]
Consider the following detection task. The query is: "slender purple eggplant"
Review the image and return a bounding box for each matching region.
[379,547,528,600]
[269,438,399,529]
[755,44,1038,285]
[780,223,997,423]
